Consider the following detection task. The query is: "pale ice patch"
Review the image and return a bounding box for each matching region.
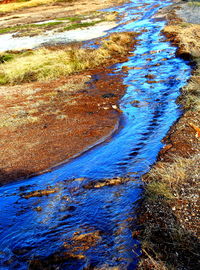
[0,21,117,52]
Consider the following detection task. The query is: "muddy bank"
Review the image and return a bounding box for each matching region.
[0,0,138,186]
[0,66,127,186]
[137,1,200,269]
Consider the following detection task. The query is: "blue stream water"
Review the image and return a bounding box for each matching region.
[0,0,191,269]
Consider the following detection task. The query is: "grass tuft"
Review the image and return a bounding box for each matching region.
[164,23,200,58]
[0,0,75,13]
[0,32,136,84]
[62,20,102,31]
[144,155,200,196]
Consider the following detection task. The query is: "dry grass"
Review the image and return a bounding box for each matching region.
[164,22,200,110]
[138,17,200,270]
[180,70,200,110]
[0,0,75,13]
[138,249,169,270]
[189,1,200,7]
[144,155,200,196]
[139,153,200,269]
[0,32,136,84]
[145,182,174,200]
[164,23,200,57]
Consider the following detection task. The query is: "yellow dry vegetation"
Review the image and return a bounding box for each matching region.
[164,23,200,57]
[145,155,200,196]
[0,32,136,84]
[0,0,59,13]
[164,23,200,110]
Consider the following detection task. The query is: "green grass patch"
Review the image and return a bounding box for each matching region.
[0,53,15,63]
[34,21,63,27]
[62,20,102,31]
[57,15,83,22]
[146,182,174,200]
[0,21,63,35]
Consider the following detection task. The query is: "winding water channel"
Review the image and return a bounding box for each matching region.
[0,0,191,269]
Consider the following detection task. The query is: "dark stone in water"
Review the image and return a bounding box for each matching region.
[66,205,76,212]
[12,246,33,256]
[102,93,116,98]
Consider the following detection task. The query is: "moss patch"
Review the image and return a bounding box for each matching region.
[61,20,103,31]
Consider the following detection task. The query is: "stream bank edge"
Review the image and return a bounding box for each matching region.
[136,1,200,269]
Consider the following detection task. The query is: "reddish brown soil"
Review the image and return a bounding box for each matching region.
[159,110,200,160]
[0,0,136,186]
[0,66,127,186]
[0,0,126,28]
[0,0,15,4]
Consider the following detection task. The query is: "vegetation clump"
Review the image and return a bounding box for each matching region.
[163,23,200,57]
[0,0,76,13]
[0,32,137,84]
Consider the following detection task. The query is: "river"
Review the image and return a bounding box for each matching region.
[0,0,191,269]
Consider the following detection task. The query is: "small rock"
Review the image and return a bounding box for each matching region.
[35,206,42,212]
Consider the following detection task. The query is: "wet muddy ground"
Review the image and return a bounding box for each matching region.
[0,65,128,185]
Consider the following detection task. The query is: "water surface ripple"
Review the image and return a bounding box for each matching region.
[0,0,191,269]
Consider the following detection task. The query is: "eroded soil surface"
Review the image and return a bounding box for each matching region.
[0,65,127,185]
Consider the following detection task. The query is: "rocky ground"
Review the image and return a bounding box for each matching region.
[137,1,200,269]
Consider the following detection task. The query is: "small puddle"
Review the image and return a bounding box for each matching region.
[0,0,191,269]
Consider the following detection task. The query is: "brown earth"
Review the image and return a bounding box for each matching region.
[0,64,128,186]
[0,0,126,28]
